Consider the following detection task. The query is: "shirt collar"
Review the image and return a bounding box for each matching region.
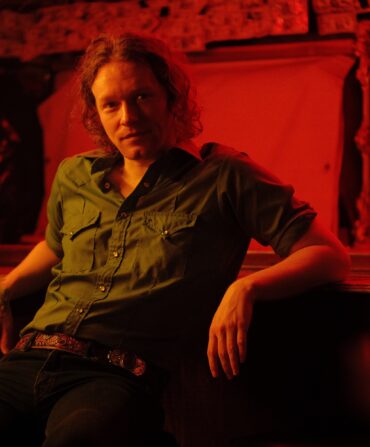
[90,149,122,174]
[89,140,201,175]
[174,140,202,161]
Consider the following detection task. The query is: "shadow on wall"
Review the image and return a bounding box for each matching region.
[0,70,46,243]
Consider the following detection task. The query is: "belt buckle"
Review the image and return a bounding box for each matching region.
[107,349,146,376]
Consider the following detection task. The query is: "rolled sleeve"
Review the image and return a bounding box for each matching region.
[219,150,317,258]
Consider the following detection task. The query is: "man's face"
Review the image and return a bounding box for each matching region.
[91,60,175,162]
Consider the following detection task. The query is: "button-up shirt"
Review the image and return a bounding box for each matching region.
[21,142,316,367]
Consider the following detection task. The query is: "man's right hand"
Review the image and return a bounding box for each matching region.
[0,276,14,354]
[0,241,60,355]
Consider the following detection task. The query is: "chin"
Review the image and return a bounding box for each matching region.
[119,141,168,162]
[118,146,152,162]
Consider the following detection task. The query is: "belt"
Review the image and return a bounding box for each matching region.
[15,332,146,377]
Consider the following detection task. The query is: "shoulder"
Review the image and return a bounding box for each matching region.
[58,148,108,170]
[201,142,280,183]
[55,149,109,186]
[200,142,248,161]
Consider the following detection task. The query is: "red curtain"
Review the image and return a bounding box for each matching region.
[37,54,355,248]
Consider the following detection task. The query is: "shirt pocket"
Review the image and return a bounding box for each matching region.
[135,211,198,285]
[60,207,100,273]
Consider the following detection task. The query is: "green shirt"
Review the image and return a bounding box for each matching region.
[22,143,316,367]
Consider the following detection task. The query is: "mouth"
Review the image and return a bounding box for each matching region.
[121,131,150,140]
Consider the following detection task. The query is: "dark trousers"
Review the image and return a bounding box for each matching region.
[0,348,166,447]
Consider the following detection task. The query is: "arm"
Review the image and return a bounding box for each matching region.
[0,240,60,353]
[207,219,351,379]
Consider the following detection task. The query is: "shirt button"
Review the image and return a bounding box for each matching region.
[78,308,84,314]
[99,285,106,292]
[161,229,169,238]
[104,182,111,190]
[112,251,119,258]
[121,211,128,219]
[143,181,150,188]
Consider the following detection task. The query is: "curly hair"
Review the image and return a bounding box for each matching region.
[77,33,202,152]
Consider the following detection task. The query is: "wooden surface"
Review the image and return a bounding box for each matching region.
[1,242,370,289]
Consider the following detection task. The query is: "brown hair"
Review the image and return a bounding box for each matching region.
[78,33,202,151]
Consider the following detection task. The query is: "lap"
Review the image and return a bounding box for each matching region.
[44,378,164,447]
[0,349,165,447]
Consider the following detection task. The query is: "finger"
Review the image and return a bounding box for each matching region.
[217,329,233,380]
[1,327,8,354]
[0,305,6,354]
[207,334,220,378]
[1,323,8,354]
[237,324,247,363]
[1,305,13,354]
[226,325,239,377]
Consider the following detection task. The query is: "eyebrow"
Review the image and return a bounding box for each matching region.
[96,86,157,104]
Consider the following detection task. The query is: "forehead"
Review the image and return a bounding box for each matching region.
[91,60,163,99]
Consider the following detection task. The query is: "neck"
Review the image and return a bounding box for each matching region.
[113,158,153,197]
[123,158,154,179]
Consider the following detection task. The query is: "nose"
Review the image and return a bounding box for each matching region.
[119,101,139,126]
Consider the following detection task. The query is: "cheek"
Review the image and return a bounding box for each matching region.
[156,115,171,139]
[161,112,174,136]
[156,105,172,129]
[99,115,116,136]
[147,108,167,131]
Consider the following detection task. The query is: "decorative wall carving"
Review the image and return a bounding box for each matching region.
[312,0,359,35]
[355,20,370,243]
[0,0,309,60]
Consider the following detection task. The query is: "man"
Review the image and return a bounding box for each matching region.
[0,34,350,446]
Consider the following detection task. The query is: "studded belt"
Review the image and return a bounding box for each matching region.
[15,331,146,376]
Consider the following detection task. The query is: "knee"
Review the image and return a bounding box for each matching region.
[44,408,122,447]
[44,406,161,447]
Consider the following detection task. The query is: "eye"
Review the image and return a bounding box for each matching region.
[102,101,119,111]
[136,92,151,102]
